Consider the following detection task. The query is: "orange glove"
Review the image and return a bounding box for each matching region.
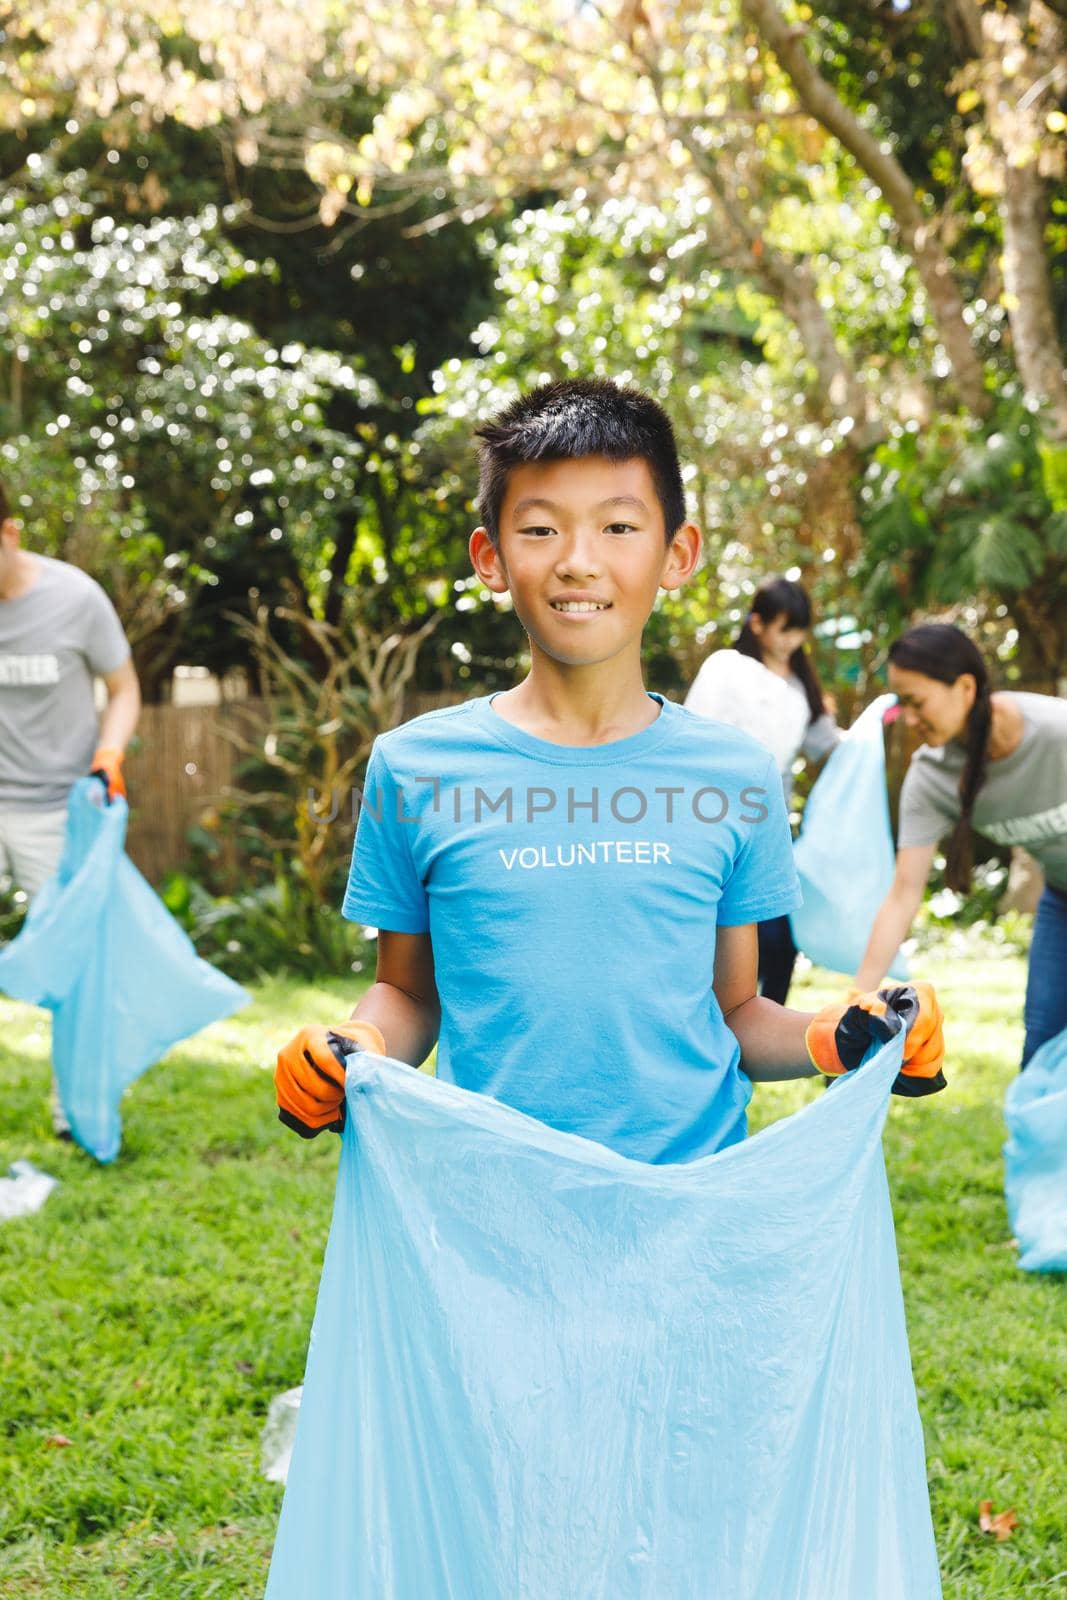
[275,1021,387,1139]
[805,982,946,1097]
[90,745,126,802]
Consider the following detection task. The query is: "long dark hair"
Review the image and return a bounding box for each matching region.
[889,622,992,893]
[734,576,827,723]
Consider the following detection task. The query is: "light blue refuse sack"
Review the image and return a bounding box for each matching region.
[792,692,908,981]
[0,779,248,1162]
[266,1030,942,1600]
[1004,1026,1067,1273]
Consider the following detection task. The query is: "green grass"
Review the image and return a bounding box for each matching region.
[1,956,1064,1597]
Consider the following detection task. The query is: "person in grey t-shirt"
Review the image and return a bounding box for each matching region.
[855,622,1067,1067]
[0,476,141,1130]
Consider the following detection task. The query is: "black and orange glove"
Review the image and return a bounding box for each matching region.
[805,982,946,1097]
[90,745,126,802]
[275,1021,387,1139]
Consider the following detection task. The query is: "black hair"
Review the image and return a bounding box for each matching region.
[888,622,992,893]
[733,576,827,723]
[475,379,687,547]
[0,476,10,525]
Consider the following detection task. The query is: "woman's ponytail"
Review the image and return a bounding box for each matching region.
[888,623,992,893]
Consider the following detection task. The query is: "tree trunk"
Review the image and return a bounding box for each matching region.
[1000,159,1067,441]
[954,0,1067,435]
[669,121,880,446]
[1009,578,1067,691]
[740,0,991,419]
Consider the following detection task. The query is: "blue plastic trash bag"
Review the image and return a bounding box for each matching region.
[792,692,908,981]
[0,779,248,1162]
[1004,1026,1067,1273]
[266,1033,942,1600]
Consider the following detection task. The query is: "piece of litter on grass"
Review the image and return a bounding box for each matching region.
[979,1500,1018,1541]
[261,1386,303,1485]
[45,1434,73,1448]
[0,1161,59,1222]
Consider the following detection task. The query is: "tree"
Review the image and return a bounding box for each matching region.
[6,1,1067,676]
[0,60,496,690]
[0,166,375,695]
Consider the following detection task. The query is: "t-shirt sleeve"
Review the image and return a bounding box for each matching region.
[342,742,430,933]
[717,753,802,926]
[800,712,841,764]
[897,759,959,850]
[82,578,132,676]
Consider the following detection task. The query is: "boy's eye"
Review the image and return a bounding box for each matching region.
[606,522,638,535]
[518,525,556,537]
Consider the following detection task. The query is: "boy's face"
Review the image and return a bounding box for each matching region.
[469,456,700,672]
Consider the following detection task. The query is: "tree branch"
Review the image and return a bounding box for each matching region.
[740,0,991,418]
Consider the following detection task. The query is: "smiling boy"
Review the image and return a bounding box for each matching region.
[276,380,943,1159]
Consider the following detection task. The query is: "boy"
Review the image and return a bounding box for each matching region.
[276,379,943,1157]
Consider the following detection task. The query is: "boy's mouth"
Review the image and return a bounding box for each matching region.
[550,600,612,613]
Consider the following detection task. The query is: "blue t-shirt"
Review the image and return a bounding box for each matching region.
[343,695,801,1163]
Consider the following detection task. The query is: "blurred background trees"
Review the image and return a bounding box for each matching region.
[1,1,1065,959]
[4,0,1066,689]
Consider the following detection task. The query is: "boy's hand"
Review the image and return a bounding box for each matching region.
[275,1021,387,1138]
[805,982,946,1097]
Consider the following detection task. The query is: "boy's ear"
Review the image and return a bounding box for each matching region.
[469,527,510,595]
[659,521,702,592]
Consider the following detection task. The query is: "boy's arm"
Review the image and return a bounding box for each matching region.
[713,924,817,1082]
[350,930,441,1066]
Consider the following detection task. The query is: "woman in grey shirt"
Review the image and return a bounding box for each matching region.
[856,622,1067,1065]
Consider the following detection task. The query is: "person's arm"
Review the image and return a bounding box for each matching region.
[350,930,440,1067]
[713,923,817,1082]
[97,656,141,753]
[799,711,841,764]
[854,843,937,991]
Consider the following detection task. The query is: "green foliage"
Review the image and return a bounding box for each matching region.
[415,195,879,694]
[859,397,1067,672]
[160,867,371,984]
[0,166,376,690]
[0,882,28,944]
[0,118,497,693]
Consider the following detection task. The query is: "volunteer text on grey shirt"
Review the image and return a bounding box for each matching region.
[897,691,1067,892]
[0,555,130,810]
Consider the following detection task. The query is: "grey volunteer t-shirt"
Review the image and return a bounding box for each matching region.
[0,555,130,809]
[898,691,1067,891]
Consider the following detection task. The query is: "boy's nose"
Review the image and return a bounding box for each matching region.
[901,706,920,729]
[555,533,602,579]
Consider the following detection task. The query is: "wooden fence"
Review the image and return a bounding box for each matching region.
[123,692,459,884]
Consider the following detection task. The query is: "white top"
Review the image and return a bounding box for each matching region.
[684,648,839,778]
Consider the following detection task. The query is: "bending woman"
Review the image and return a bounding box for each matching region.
[855,622,1067,1066]
[686,576,840,1003]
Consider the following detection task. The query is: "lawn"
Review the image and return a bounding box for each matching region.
[1,951,1064,1598]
